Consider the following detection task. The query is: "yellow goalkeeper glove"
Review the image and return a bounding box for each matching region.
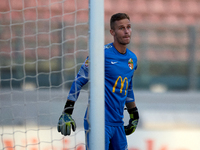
[57,100,76,136]
[57,113,76,136]
[124,107,139,135]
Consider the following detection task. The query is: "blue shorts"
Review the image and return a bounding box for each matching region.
[84,119,128,150]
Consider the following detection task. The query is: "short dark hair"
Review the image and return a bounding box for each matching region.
[110,13,130,30]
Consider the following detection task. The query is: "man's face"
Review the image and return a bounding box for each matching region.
[110,19,132,45]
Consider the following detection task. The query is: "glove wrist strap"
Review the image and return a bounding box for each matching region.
[64,100,75,115]
[128,107,139,120]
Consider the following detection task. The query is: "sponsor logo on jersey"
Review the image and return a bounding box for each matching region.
[111,61,118,64]
[113,76,128,95]
[128,58,134,70]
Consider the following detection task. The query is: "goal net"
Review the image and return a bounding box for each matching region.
[0,0,90,149]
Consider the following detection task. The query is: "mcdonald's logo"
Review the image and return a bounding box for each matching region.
[112,76,128,95]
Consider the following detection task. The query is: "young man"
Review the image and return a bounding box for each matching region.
[57,13,139,150]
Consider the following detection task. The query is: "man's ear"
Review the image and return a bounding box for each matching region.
[110,29,115,36]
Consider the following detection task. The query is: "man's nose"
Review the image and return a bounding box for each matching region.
[124,28,129,33]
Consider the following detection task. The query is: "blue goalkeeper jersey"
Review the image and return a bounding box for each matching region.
[67,43,137,126]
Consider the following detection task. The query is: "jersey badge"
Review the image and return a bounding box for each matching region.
[84,58,89,68]
[128,58,134,70]
[105,44,112,49]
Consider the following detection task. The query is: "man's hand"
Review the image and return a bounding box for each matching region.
[124,107,139,135]
[124,118,138,135]
[57,113,76,136]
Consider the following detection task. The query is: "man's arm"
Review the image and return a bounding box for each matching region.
[124,79,139,135]
[67,57,89,101]
[125,101,136,109]
[57,57,89,136]
[124,101,139,136]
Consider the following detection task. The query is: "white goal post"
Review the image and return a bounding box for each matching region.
[89,0,105,150]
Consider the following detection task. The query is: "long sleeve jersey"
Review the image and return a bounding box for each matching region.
[67,43,137,126]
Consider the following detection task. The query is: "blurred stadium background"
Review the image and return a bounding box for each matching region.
[0,0,200,150]
[0,0,200,90]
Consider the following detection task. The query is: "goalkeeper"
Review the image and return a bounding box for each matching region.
[57,13,139,150]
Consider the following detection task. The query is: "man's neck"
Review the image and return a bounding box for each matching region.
[113,42,127,54]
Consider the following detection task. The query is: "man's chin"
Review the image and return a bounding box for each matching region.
[120,41,130,45]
